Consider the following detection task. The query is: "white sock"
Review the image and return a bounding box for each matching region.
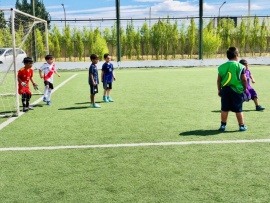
[43,87,48,98]
[47,89,52,101]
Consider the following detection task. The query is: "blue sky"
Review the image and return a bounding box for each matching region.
[1,0,269,29]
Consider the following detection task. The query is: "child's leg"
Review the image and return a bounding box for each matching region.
[236,112,244,125]
[21,93,27,108]
[43,85,48,98]
[90,94,95,104]
[253,97,259,106]
[26,93,31,108]
[47,88,52,102]
[221,111,228,123]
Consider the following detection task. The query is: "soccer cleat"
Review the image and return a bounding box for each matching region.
[256,105,265,111]
[103,96,109,102]
[239,125,247,131]
[47,101,51,106]
[218,125,226,131]
[43,97,47,102]
[107,96,114,102]
[23,107,28,112]
[28,106,34,110]
[92,103,101,108]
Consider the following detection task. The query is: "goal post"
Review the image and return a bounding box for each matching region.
[0,8,49,117]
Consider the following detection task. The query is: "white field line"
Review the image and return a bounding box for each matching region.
[0,74,78,131]
[1,139,270,152]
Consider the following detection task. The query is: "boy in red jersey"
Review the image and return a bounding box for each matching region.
[17,57,38,112]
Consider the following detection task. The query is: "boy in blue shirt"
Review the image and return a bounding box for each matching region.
[89,54,100,108]
[101,53,116,102]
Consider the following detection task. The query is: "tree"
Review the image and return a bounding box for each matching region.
[0,11,6,29]
[140,22,150,59]
[187,18,197,59]
[126,21,136,59]
[179,22,187,59]
[151,20,164,59]
[49,25,61,59]
[92,29,108,58]
[134,28,141,59]
[249,16,260,56]
[258,19,267,56]
[238,19,247,56]
[203,20,221,58]
[15,0,51,29]
[171,21,179,59]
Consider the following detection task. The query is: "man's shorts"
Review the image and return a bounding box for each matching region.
[90,85,98,95]
[44,81,54,89]
[220,86,243,112]
[103,82,112,90]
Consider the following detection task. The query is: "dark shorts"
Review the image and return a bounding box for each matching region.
[103,82,112,90]
[90,85,98,95]
[44,81,54,89]
[220,86,243,112]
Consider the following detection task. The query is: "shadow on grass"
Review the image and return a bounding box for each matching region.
[212,109,258,113]
[180,130,222,136]
[58,106,90,110]
[179,129,239,136]
[75,101,103,104]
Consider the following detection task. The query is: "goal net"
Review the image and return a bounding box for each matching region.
[0,8,48,117]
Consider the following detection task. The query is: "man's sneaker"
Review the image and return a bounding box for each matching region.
[23,107,28,112]
[239,125,247,131]
[218,125,226,131]
[107,97,114,102]
[92,103,101,108]
[43,97,47,102]
[47,101,51,106]
[256,105,265,111]
[103,96,109,102]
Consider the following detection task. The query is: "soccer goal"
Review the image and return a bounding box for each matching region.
[0,8,49,117]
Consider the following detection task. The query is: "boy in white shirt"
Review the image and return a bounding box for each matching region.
[39,55,60,105]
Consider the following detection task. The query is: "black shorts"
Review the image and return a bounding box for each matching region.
[90,85,98,95]
[220,86,243,112]
[103,82,112,90]
[44,81,54,89]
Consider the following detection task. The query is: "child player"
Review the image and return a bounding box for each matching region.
[39,55,60,106]
[89,54,100,108]
[101,53,116,102]
[217,47,248,131]
[17,57,38,112]
[239,59,265,111]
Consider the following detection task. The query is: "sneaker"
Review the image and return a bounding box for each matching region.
[218,125,226,131]
[256,105,265,111]
[47,101,51,106]
[107,96,114,102]
[103,96,109,103]
[239,125,247,131]
[92,103,101,108]
[28,106,34,110]
[43,97,47,102]
[23,107,28,112]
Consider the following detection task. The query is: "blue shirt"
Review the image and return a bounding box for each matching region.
[102,63,114,83]
[88,64,99,85]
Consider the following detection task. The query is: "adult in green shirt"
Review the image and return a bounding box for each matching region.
[217,47,248,131]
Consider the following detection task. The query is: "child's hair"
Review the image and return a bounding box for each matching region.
[226,47,238,60]
[45,54,54,60]
[239,59,248,65]
[23,57,33,64]
[103,53,110,59]
[90,54,98,60]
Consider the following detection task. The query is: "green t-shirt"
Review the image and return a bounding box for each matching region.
[218,61,245,93]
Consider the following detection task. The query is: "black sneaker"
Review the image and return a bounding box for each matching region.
[256,105,265,111]
[23,107,29,112]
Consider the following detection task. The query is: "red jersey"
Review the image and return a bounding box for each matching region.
[18,67,33,95]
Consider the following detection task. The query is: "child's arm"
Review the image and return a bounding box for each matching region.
[54,70,61,77]
[113,71,116,81]
[90,73,96,86]
[39,69,44,78]
[217,74,222,97]
[250,74,255,83]
[101,71,104,82]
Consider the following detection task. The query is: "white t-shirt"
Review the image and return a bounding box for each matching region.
[39,62,56,83]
